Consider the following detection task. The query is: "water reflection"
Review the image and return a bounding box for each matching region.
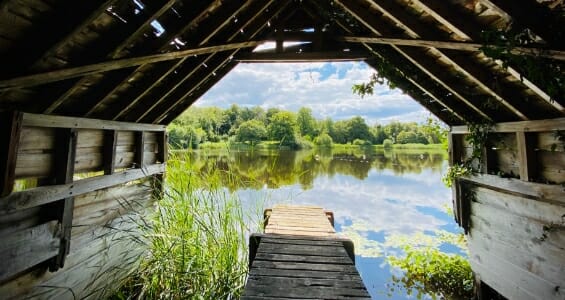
[184,148,456,299]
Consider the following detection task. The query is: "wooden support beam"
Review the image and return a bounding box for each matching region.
[0,164,165,215]
[21,112,165,132]
[135,131,146,169]
[0,41,264,91]
[451,118,565,134]
[43,0,219,114]
[516,132,536,181]
[235,51,368,62]
[0,111,23,197]
[338,36,565,61]
[103,130,118,175]
[106,0,274,121]
[50,128,78,270]
[334,0,495,121]
[411,0,564,110]
[138,0,290,124]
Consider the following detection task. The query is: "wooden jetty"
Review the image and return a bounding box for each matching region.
[242,205,370,299]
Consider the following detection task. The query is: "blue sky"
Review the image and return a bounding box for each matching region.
[195,61,434,125]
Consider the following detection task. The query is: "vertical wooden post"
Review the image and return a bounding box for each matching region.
[153,131,167,199]
[516,131,536,181]
[276,26,284,53]
[103,130,118,175]
[0,111,23,197]
[448,132,460,224]
[135,131,145,169]
[50,128,77,270]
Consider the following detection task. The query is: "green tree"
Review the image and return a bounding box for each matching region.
[314,133,333,147]
[296,107,317,138]
[330,120,349,144]
[370,124,387,144]
[235,120,267,145]
[167,124,202,149]
[346,116,372,142]
[267,111,297,146]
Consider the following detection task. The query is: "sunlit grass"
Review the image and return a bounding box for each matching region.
[112,152,254,299]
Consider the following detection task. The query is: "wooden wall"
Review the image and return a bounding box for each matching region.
[0,112,166,299]
[450,118,565,300]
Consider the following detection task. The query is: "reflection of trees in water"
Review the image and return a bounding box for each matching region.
[185,149,446,191]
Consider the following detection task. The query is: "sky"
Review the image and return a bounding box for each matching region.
[194,61,435,125]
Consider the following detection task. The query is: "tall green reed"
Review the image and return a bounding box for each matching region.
[113,151,250,299]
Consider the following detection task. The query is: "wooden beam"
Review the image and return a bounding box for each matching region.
[135,131,146,169]
[138,0,290,124]
[0,111,23,197]
[338,36,565,61]
[451,118,565,134]
[0,41,264,91]
[22,112,165,131]
[236,51,368,62]
[50,128,78,270]
[103,130,118,175]
[334,0,495,121]
[460,174,564,204]
[354,0,532,121]
[105,0,271,121]
[43,0,220,114]
[412,0,563,111]
[516,132,536,182]
[0,164,165,215]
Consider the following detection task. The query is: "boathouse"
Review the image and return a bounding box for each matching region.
[0,0,563,299]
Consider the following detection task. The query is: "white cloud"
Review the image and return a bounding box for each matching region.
[195,62,430,124]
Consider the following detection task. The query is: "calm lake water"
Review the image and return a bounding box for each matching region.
[186,148,462,299]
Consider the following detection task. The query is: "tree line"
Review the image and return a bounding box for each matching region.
[168,105,447,149]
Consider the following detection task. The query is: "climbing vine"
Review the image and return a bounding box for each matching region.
[480,28,565,103]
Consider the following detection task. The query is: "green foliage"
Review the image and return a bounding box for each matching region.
[353,139,372,146]
[387,231,474,300]
[267,111,297,147]
[112,153,251,299]
[235,119,267,144]
[167,124,202,149]
[297,107,317,138]
[481,28,565,102]
[442,164,471,188]
[314,132,333,147]
[383,139,393,149]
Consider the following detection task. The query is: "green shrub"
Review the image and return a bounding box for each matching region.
[383,139,393,149]
[314,133,333,147]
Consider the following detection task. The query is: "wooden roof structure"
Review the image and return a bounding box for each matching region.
[0,0,563,126]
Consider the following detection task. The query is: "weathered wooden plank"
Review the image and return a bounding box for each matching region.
[0,41,265,90]
[17,127,55,151]
[474,186,565,224]
[452,118,565,134]
[469,230,565,287]
[258,237,343,247]
[254,253,352,265]
[103,130,118,175]
[252,260,358,273]
[22,113,166,132]
[243,283,370,299]
[246,275,366,290]
[249,267,362,281]
[468,236,563,300]
[0,220,59,282]
[0,111,23,197]
[258,242,348,257]
[461,174,564,204]
[134,131,145,168]
[0,164,164,214]
[517,132,536,181]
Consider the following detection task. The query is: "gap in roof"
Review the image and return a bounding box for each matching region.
[193,61,436,125]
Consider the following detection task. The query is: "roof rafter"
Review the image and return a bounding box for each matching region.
[361,0,535,121]
[411,0,564,112]
[335,0,497,121]
[87,0,250,119]
[302,1,467,124]
[143,0,293,124]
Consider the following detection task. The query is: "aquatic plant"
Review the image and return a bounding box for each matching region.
[112,152,251,299]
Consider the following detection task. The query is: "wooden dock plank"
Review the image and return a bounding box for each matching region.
[243,205,369,299]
